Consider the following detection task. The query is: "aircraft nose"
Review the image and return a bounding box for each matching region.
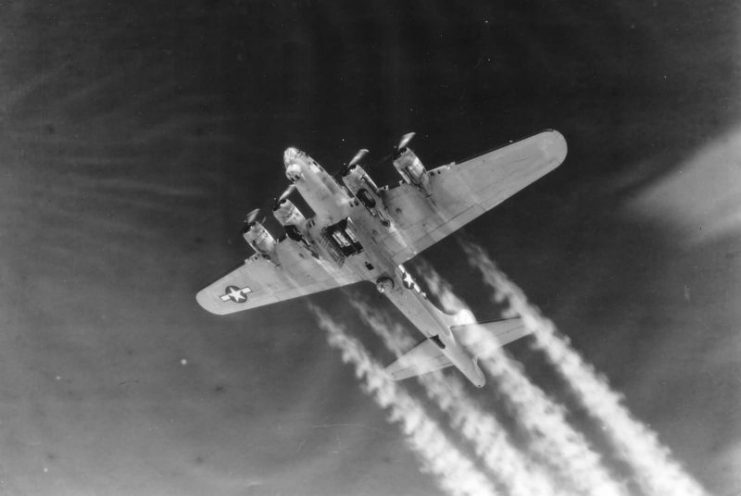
[283,147,300,167]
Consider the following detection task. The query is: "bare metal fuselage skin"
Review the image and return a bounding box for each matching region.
[282,147,486,387]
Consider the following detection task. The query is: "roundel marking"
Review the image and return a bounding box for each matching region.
[221,285,252,303]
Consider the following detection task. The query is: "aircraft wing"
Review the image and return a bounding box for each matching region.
[196,239,362,315]
[380,130,567,264]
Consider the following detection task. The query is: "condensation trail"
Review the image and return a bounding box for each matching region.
[459,240,709,496]
[346,295,562,496]
[308,304,498,496]
[416,261,627,496]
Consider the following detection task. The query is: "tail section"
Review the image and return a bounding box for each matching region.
[385,333,484,387]
[384,318,529,387]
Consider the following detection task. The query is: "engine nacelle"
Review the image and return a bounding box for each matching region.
[393,148,430,195]
[273,198,306,227]
[342,164,390,227]
[241,221,277,257]
[273,197,312,245]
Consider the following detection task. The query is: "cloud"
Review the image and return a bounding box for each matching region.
[308,304,497,496]
[460,240,709,496]
[628,125,741,246]
[418,259,628,496]
[347,294,562,496]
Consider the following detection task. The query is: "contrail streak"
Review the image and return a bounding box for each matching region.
[459,240,709,496]
[417,261,627,496]
[308,304,498,496]
[346,294,562,496]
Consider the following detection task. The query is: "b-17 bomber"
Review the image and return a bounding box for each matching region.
[197,131,567,387]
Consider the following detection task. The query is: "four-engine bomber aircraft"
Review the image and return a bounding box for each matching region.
[196,131,567,387]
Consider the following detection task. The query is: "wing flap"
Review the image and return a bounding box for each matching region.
[385,338,454,381]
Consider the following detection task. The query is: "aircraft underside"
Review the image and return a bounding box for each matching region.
[196,130,568,387]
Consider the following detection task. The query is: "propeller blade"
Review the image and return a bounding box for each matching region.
[245,208,261,225]
[347,148,369,168]
[397,132,416,150]
[278,184,297,203]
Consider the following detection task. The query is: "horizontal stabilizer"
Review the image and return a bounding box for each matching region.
[385,338,454,382]
[450,318,531,347]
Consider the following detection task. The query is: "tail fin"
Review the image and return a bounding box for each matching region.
[450,318,531,347]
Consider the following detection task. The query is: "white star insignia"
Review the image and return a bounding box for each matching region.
[220,285,252,303]
[402,271,415,289]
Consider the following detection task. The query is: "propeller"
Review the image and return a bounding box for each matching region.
[244,208,262,226]
[374,131,416,166]
[274,184,297,208]
[245,182,298,234]
[335,132,416,179]
[347,148,369,168]
[396,132,415,151]
[335,148,370,179]
[369,131,416,168]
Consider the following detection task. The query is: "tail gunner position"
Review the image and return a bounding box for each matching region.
[196,131,567,387]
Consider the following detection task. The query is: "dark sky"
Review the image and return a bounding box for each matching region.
[0,1,739,494]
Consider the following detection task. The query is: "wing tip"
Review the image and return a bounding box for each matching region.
[195,288,230,315]
[539,129,568,166]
